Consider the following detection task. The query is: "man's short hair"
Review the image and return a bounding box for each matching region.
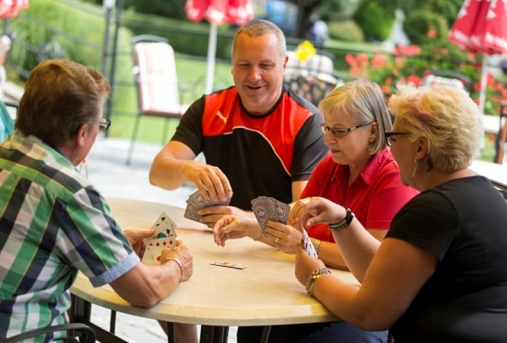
[231,19,287,60]
[16,59,111,147]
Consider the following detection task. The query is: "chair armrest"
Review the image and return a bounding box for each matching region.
[2,323,96,343]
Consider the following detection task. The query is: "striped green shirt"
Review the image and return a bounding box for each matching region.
[0,133,139,342]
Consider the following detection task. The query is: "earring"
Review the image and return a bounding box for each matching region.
[412,158,420,179]
[369,139,375,143]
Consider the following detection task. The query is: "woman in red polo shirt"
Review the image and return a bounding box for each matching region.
[291,78,419,270]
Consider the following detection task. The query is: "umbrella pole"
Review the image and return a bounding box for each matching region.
[205,23,218,94]
[479,55,488,114]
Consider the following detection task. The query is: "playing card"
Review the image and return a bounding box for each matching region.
[151,212,177,242]
[184,190,232,222]
[142,237,175,265]
[302,228,318,258]
[269,197,291,224]
[251,196,273,232]
[210,261,248,270]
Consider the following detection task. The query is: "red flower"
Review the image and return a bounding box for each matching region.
[371,54,388,68]
[427,30,437,39]
[345,54,357,67]
[356,53,368,65]
[407,75,422,86]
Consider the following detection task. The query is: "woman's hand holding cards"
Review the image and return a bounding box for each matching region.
[265,221,303,254]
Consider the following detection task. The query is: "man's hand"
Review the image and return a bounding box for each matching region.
[182,161,233,203]
[161,241,193,282]
[123,229,155,258]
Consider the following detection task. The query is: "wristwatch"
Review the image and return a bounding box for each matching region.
[328,208,355,231]
[305,267,332,297]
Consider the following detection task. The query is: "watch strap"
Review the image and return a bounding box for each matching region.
[328,208,355,231]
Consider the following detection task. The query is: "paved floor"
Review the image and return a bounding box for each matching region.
[86,137,239,343]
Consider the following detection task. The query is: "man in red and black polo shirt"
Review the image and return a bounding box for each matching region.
[149,19,327,230]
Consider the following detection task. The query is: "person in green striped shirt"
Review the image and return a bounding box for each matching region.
[0,59,193,342]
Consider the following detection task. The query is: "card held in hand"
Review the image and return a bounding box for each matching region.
[251,196,291,234]
[251,196,272,232]
[142,212,178,266]
[302,228,318,258]
[184,190,232,223]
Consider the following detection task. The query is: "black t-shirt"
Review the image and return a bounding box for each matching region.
[171,85,328,210]
[387,176,507,342]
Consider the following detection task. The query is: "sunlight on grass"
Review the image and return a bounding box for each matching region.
[108,55,233,145]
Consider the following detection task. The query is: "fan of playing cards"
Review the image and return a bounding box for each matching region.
[184,190,232,222]
[251,196,318,258]
[142,212,178,266]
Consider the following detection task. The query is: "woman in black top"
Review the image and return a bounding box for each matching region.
[291,83,507,343]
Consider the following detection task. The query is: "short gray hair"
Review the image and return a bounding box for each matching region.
[319,78,392,155]
[231,19,286,60]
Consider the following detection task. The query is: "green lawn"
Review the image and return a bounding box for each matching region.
[108,54,233,145]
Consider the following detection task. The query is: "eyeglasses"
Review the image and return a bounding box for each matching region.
[99,118,111,132]
[321,122,372,138]
[385,131,409,146]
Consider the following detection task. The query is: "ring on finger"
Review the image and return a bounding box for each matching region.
[299,197,311,205]
[275,237,279,244]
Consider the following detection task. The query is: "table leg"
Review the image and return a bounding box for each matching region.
[200,325,229,343]
[260,326,271,343]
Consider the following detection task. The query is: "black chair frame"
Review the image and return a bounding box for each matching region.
[0,323,96,343]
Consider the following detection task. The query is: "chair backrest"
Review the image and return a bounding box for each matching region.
[284,51,341,106]
[420,71,472,93]
[132,35,183,116]
[285,50,334,78]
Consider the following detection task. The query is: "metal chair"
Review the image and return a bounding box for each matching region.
[420,70,472,92]
[284,51,342,106]
[1,323,96,343]
[493,102,507,164]
[126,34,188,165]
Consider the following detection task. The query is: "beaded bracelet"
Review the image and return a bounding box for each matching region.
[305,267,332,297]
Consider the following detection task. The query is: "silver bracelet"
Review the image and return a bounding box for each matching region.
[165,257,184,283]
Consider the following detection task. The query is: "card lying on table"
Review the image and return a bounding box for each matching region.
[142,212,177,266]
[210,261,248,270]
[184,190,232,222]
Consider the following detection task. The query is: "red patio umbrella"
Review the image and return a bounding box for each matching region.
[185,0,254,93]
[448,0,507,112]
[0,0,29,18]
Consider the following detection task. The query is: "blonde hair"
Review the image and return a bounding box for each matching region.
[319,78,391,155]
[388,83,483,172]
